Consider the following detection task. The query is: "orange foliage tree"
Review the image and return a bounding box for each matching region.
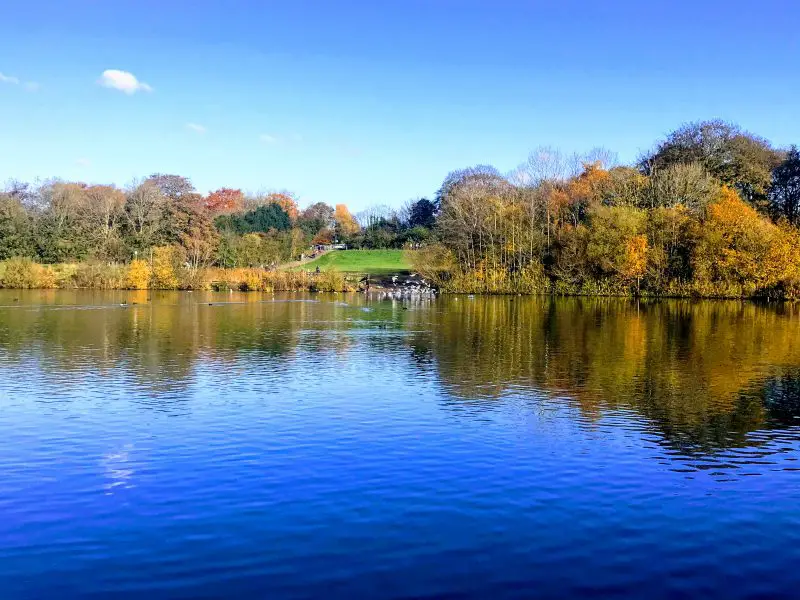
[312,228,334,245]
[204,188,244,216]
[694,187,796,290]
[266,192,299,222]
[334,204,359,237]
[563,162,611,225]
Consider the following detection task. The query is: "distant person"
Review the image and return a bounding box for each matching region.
[316,266,320,274]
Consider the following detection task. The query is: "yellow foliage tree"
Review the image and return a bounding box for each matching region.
[151,246,180,290]
[125,259,152,289]
[585,205,647,283]
[695,187,794,292]
[622,234,648,292]
[334,204,359,237]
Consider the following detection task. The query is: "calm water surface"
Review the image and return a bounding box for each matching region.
[1,290,799,599]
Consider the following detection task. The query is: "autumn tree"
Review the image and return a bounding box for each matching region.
[511,149,574,251]
[162,194,219,267]
[266,192,300,222]
[234,233,284,267]
[436,165,515,268]
[312,228,334,245]
[585,205,647,283]
[333,204,359,238]
[238,233,267,267]
[298,202,334,236]
[205,188,244,216]
[287,227,307,260]
[2,180,38,212]
[563,161,611,225]
[551,224,590,286]
[622,235,648,292]
[150,245,180,289]
[598,167,649,207]
[693,187,795,291]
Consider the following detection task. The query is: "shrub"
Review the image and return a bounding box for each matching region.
[1,258,36,288]
[0,257,57,289]
[241,269,266,291]
[178,267,212,291]
[125,259,152,290]
[151,246,180,290]
[71,263,126,289]
[311,270,349,292]
[36,264,58,289]
[266,270,311,291]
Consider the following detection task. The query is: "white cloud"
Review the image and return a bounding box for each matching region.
[259,134,278,144]
[186,123,206,134]
[98,69,152,94]
[1,72,40,91]
[75,158,91,167]
[0,72,20,85]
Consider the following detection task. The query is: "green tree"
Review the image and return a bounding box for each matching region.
[585,205,647,283]
[407,197,437,229]
[0,194,34,259]
[770,146,800,225]
[35,182,92,263]
[215,204,291,235]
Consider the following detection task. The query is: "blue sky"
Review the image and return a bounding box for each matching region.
[1,0,798,210]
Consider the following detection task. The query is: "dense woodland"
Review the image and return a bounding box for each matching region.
[1,119,800,296]
[418,120,800,298]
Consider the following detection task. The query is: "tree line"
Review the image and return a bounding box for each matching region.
[2,118,800,296]
[415,120,800,298]
[0,173,437,272]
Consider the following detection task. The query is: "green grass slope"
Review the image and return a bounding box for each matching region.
[295,250,411,274]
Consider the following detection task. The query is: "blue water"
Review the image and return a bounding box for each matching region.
[1,291,799,598]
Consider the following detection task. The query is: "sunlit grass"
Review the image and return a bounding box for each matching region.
[292,249,411,275]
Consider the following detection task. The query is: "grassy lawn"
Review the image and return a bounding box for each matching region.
[294,249,411,275]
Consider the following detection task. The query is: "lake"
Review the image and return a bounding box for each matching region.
[1,290,799,599]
